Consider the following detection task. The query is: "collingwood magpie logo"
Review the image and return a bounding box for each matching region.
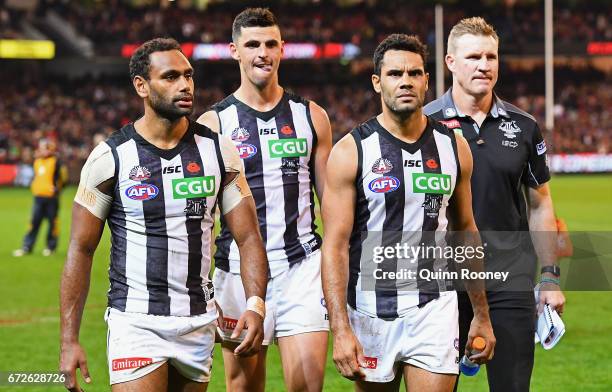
[499,120,522,139]
[422,194,443,218]
[184,199,206,219]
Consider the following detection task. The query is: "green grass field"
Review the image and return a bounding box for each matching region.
[1,174,611,391]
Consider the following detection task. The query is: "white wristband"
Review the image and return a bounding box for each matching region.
[246,296,265,318]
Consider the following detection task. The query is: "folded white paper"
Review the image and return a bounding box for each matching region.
[534,285,566,349]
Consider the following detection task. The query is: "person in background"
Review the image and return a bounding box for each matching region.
[13,138,68,257]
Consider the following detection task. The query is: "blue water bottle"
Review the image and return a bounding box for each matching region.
[459,336,486,376]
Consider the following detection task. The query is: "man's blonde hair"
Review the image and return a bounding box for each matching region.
[447,17,499,54]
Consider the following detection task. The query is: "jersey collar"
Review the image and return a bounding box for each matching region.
[441,88,510,119]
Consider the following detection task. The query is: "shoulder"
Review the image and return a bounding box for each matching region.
[502,101,537,124]
[350,117,379,142]
[423,97,445,118]
[210,95,237,113]
[105,124,134,149]
[191,119,219,139]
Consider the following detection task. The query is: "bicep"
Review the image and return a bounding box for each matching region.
[222,196,260,246]
[321,137,357,245]
[527,183,552,210]
[310,102,332,199]
[69,203,106,254]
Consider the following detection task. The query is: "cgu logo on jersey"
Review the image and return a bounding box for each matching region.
[125,184,159,200]
[128,165,151,181]
[231,127,250,142]
[368,176,400,193]
[269,138,308,158]
[172,176,216,199]
[237,143,257,159]
[372,158,393,174]
[412,173,451,195]
[499,120,521,139]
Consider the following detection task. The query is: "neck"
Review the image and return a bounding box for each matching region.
[234,78,283,112]
[451,82,493,118]
[377,107,427,143]
[134,106,189,149]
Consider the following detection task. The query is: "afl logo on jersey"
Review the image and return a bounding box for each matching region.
[371,158,393,174]
[126,184,159,200]
[231,127,250,142]
[237,143,257,159]
[368,176,400,193]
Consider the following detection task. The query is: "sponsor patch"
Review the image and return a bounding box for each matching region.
[454,338,460,350]
[499,120,522,139]
[536,141,547,155]
[231,127,250,142]
[125,184,159,201]
[112,357,153,371]
[129,165,151,181]
[368,176,400,193]
[269,138,308,158]
[412,173,452,195]
[223,317,238,330]
[172,176,216,199]
[372,158,393,174]
[281,158,300,175]
[237,143,257,159]
[363,356,378,369]
[186,161,201,173]
[440,119,461,129]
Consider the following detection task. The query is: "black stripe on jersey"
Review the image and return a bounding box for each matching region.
[275,99,307,265]
[106,136,128,311]
[417,123,442,307]
[180,144,208,315]
[375,133,405,319]
[136,147,171,315]
[348,129,368,310]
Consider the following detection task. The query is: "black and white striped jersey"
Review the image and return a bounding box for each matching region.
[213,91,321,277]
[348,117,460,319]
[104,121,227,316]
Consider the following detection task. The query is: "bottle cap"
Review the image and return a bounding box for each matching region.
[472,337,486,351]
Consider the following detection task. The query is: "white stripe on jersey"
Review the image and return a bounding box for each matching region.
[160,154,190,315]
[117,140,149,314]
[289,100,317,245]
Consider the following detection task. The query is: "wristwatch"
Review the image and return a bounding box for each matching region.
[541,265,561,277]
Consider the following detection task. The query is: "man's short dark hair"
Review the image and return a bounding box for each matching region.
[129,38,183,81]
[373,34,428,75]
[232,8,278,42]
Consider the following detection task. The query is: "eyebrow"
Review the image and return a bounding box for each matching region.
[159,68,193,77]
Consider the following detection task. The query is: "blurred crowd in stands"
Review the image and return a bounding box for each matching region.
[28,1,612,56]
[1,68,608,181]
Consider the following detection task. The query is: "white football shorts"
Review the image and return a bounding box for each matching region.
[213,249,329,345]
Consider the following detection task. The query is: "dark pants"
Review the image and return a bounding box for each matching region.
[456,290,536,392]
[23,196,59,252]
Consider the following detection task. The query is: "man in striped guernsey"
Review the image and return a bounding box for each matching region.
[322,34,495,391]
[197,8,332,392]
[59,38,267,392]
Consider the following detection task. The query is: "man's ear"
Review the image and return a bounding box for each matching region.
[445,53,455,73]
[133,76,148,99]
[230,42,240,61]
[371,74,381,94]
